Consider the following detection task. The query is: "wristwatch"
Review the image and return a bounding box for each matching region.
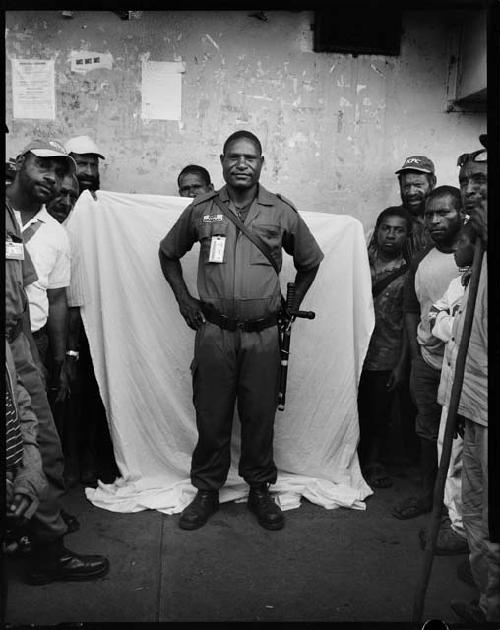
[66,350,80,360]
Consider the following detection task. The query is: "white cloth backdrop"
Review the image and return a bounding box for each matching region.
[65,190,374,514]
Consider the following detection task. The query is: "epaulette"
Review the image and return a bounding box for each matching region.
[276,193,298,213]
[190,189,218,207]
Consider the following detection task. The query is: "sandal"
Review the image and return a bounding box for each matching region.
[363,463,393,489]
[392,495,432,520]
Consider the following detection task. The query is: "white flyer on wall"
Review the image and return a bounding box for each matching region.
[141,61,184,121]
[11,59,56,120]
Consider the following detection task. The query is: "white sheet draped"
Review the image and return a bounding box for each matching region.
[65,190,374,514]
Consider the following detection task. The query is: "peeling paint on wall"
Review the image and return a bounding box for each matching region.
[5,9,486,228]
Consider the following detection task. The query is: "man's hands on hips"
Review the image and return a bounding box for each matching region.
[179,295,206,330]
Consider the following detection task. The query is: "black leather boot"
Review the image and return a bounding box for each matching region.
[247,485,284,530]
[179,490,219,530]
[26,538,110,585]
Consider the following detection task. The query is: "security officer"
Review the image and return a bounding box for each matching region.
[6,138,109,583]
[159,130,323,531]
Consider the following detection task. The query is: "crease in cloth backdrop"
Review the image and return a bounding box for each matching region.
[64,189,374,514]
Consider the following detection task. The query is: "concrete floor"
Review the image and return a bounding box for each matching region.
[5,464,477,624]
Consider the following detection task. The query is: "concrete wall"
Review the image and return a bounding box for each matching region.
[5,10,486,230]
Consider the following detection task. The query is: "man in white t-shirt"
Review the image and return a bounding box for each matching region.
[392,186,464,521]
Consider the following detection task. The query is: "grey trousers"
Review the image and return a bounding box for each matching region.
[190,322,280,491]
[462,419,500,621]
[10,330,68,543]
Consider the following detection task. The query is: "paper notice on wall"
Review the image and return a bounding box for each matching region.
[70,51,113,74]
[141,61,184,120]
[11,59,56,120]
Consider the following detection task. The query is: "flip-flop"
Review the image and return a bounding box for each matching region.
[363,463,393,489]
[392,496,432,520]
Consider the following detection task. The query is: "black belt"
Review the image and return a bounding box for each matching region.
[32,326,48,340]
[201,303,278,333]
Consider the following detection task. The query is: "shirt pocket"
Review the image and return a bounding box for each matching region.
[249,223,282,268]
[198,221,229,263]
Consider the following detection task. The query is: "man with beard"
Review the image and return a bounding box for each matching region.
[63,135,118,486]
[65,135,104,198]
[449,137,499,623]
[392,186,464,521]
[368,155,436,261]
[159,130,323,531]
[395,155,437,258]
[5,138,109,583]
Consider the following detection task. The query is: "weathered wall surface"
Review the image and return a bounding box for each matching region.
[5,10,486,229]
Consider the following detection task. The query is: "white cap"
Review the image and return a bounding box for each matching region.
[65,135,105,159]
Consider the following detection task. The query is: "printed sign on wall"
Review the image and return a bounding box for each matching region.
[70,51,113,74]
[11,59,56,120]
[141,61,185,121]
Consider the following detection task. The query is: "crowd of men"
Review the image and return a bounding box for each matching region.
[4,126,496,622]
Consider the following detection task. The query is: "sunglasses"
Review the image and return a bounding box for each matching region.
[457,149,487,167]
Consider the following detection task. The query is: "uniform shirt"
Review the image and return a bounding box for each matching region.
[363,252,407,372]
[160,184,324,320]
[404,245,460,370]
[20,207,71,332]
[5,201,38,338]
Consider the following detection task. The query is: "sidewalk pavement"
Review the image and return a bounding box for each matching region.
[5,465,476,623]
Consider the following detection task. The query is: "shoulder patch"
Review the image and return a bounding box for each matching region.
[276,193,298,213]
[190,190,218,207]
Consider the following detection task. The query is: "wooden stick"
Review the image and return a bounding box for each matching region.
[412,238,485,622]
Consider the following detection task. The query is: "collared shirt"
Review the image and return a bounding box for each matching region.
[160,184,324,320]
[363,252,407,371]
[458,257,487,425]
[20,206,71,332]
[437,259,487,426]
[436,276,465,409]
[65,222,85,308]
[5,200,38,337]
[404,245,460,370]
[429,275,465,344]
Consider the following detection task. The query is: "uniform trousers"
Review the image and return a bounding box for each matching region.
[9,330,68,543]
[190,322,280,491]
[462,419,500,621]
